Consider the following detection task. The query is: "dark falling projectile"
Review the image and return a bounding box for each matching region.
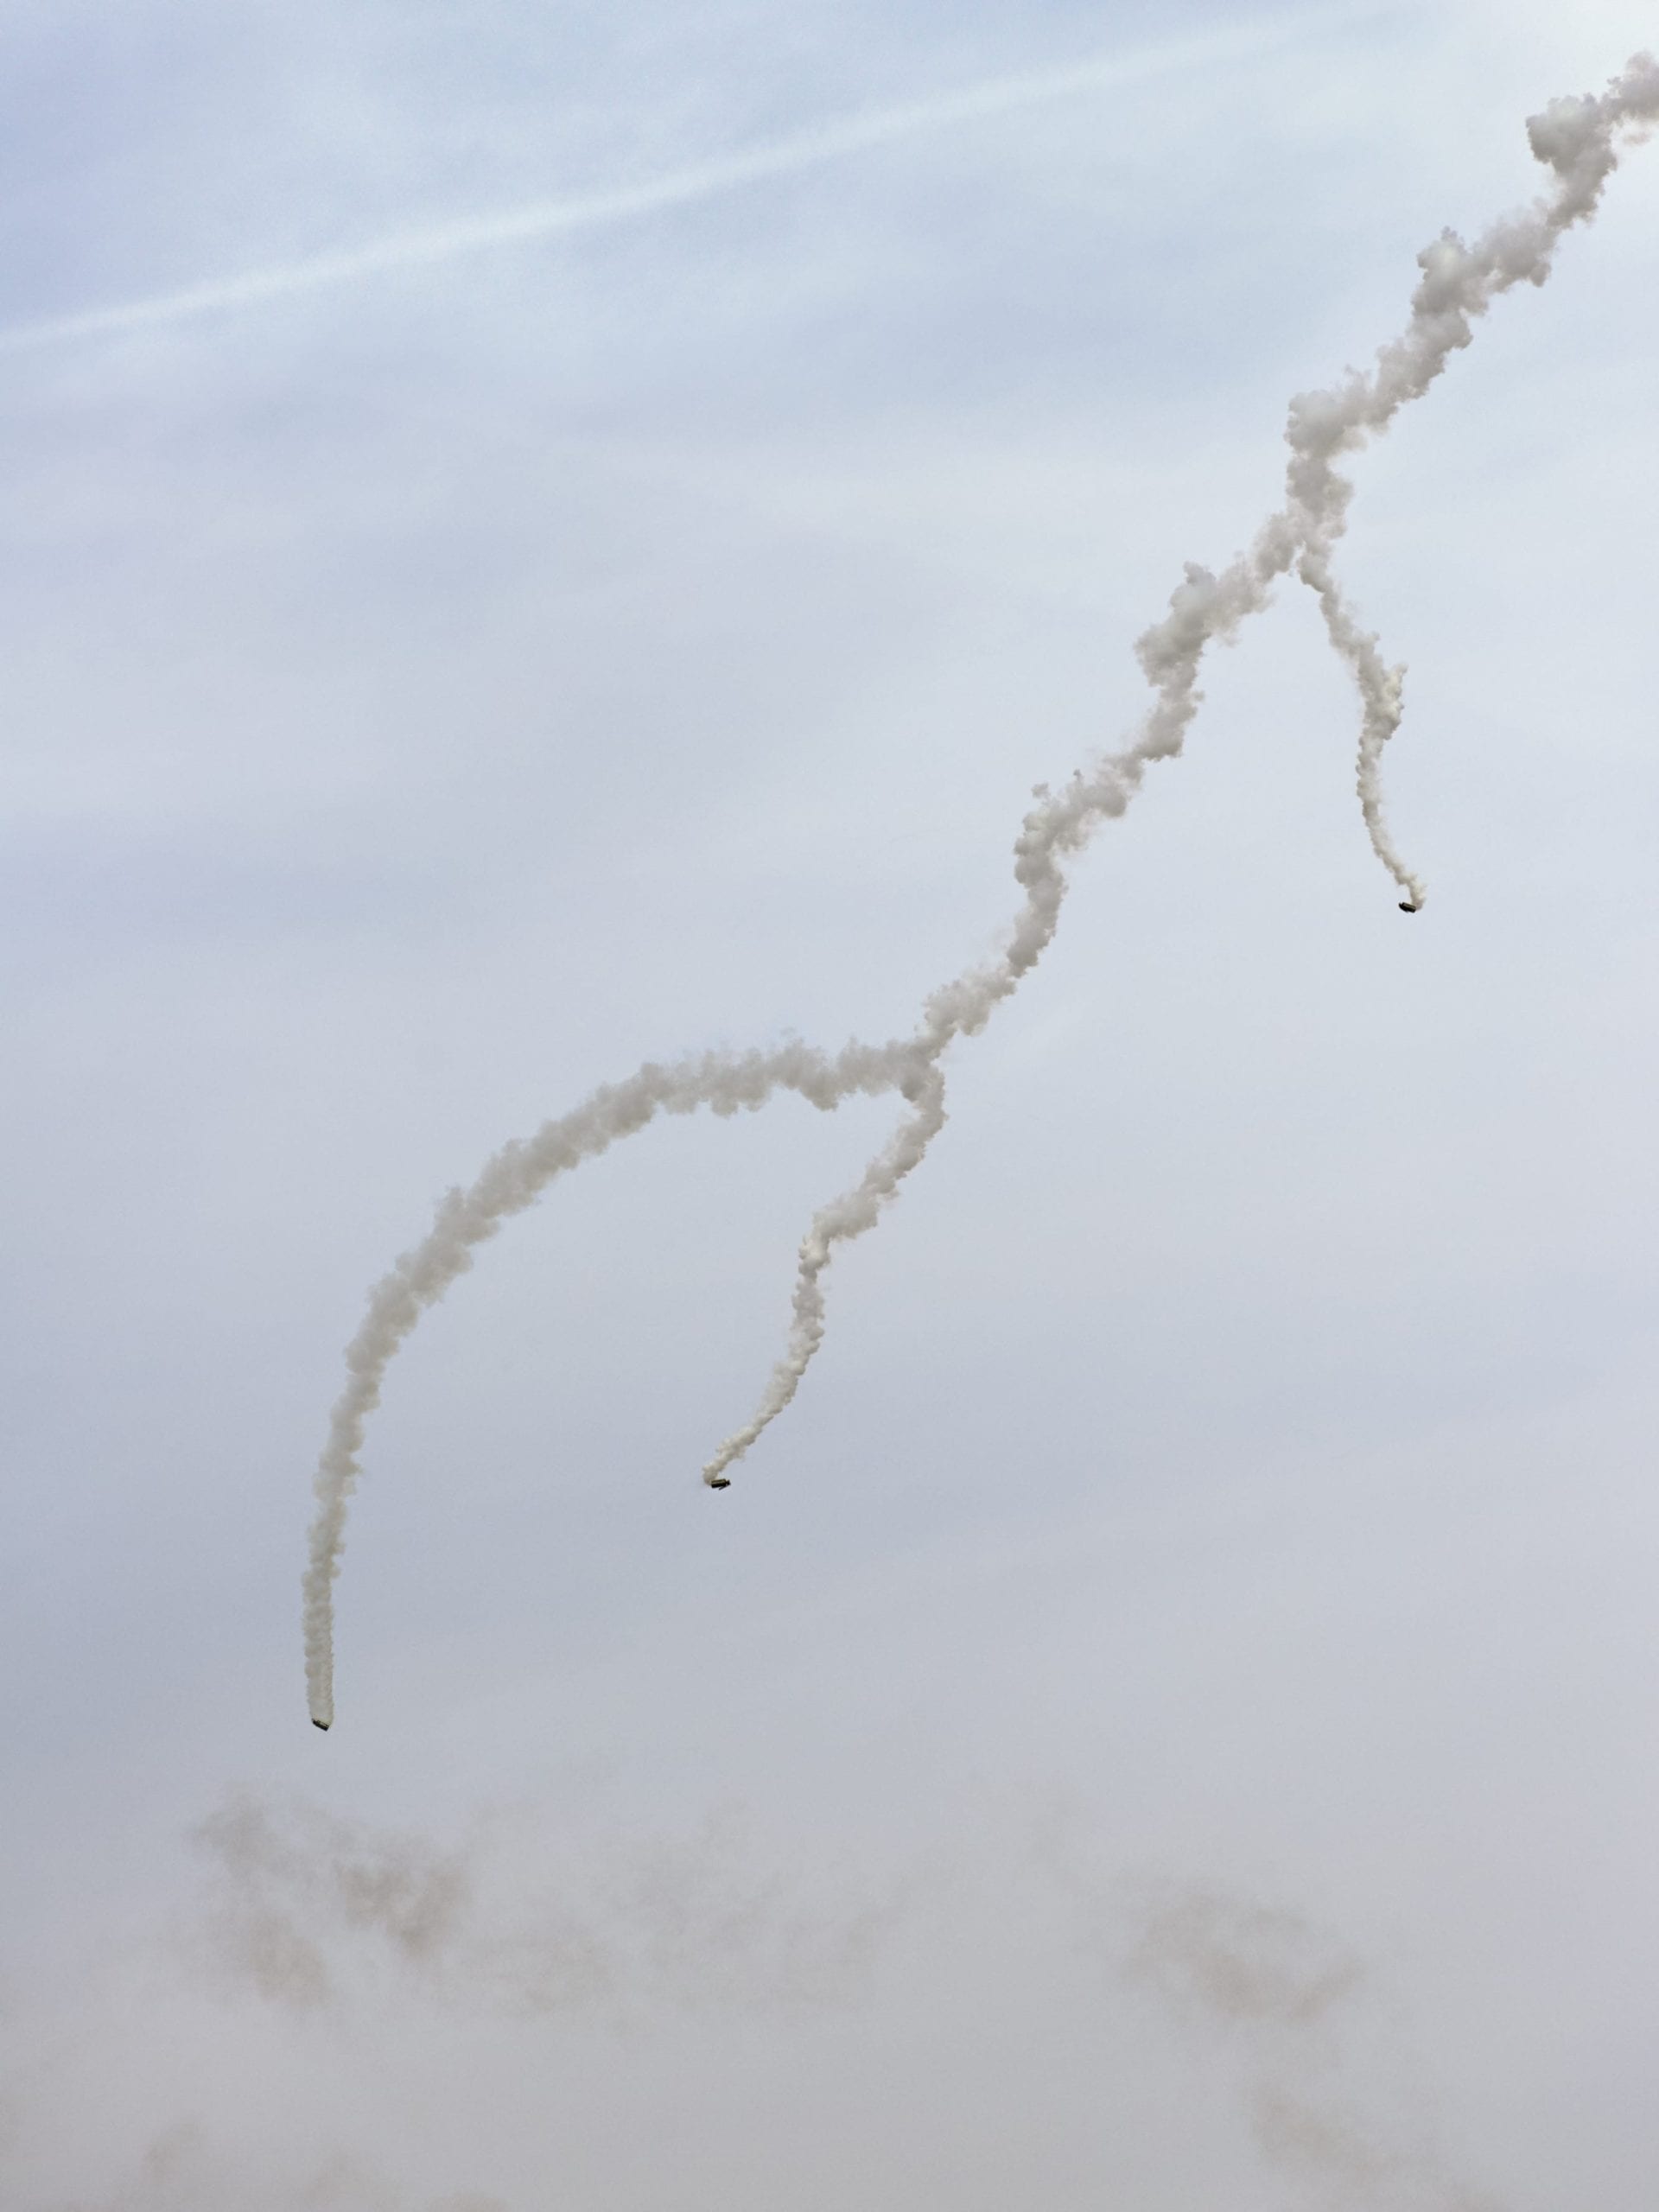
[1398,900,1419,912]
[312,1718,330,1730]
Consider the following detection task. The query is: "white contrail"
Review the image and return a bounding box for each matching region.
[1,5,1386,356]
[305,54,1659,1729]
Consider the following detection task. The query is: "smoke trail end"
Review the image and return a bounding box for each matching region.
[312,1719,331,1731]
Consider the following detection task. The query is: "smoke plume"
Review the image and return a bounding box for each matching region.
[1125,1883,1502,2209]
[177,1798,1504,2207]
[304,55,1659,1726]
[190,1794,910,2022]
[52,2123,507,2212]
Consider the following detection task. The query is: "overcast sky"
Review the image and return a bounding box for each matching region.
[2,3,1656,2206]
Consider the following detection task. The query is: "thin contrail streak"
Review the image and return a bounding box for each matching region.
[1,5,1388,355]
[303,54,1659,1729]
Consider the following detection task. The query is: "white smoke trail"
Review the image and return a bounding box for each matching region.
[0,5,1384,358]
[701,1070,949,1486]
[302,1035,930,1724]
[305,54,1659,1728]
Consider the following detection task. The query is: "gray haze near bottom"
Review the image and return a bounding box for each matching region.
[9,1388,1659,2208]
[0,1776,1559,2209]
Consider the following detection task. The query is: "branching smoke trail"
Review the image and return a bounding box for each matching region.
[305,55,1659,1728]
[302,1036,929,1722]
[701,1070,948,1485]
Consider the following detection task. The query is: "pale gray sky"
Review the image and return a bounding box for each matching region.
[1,3,1656,2206]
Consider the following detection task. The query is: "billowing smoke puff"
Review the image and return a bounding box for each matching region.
[305,54,1659,1728]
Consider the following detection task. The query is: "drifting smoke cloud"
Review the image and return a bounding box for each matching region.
[10,1785,1512,2209]
[191,1796,470,2012]
[54,2125,506,2212]
[179,1798,1501,2209]
[304,54,1659,1727]
[1124,1884,1502,2209]
[191,1795,910,2022]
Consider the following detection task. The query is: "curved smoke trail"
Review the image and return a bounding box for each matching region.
[306,56,1659,1728]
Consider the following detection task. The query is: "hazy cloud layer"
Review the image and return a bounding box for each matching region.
[10,1794,1504,2209]
[52,2125,505,2212]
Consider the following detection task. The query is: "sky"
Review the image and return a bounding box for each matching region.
[1,1,1656,2204]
